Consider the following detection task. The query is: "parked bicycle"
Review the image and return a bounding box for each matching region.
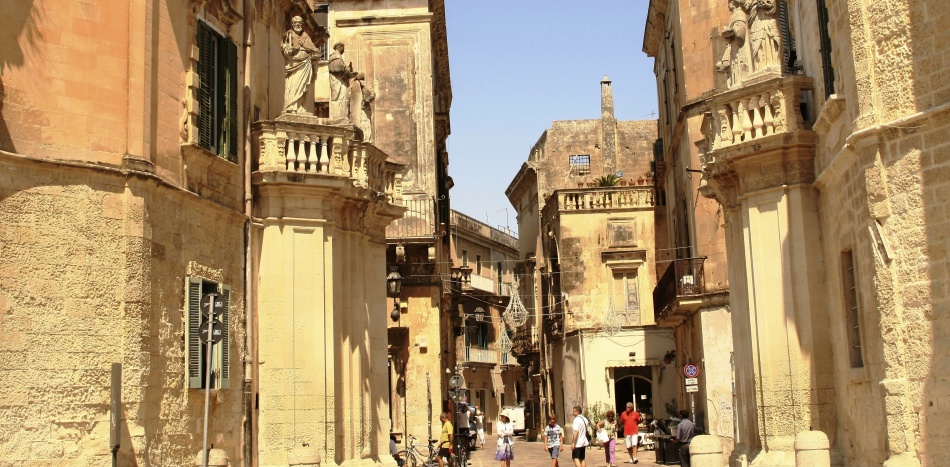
[397,434,439,467]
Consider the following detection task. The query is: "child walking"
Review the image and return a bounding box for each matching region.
[543,414,566,467]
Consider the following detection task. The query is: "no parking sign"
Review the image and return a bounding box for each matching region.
[684,364,699,378]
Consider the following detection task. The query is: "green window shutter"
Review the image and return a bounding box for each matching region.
[218,284,231,389]
[186,277,203,388]
[197,22,214,150]
[225,40,238,161]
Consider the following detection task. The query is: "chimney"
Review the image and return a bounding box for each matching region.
[601,75,617,174]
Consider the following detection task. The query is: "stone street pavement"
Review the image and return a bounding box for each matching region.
[464,437,660,467]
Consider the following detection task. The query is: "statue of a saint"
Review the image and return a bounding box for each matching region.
[748,0,781,73]
[328,42,358,123]
[716,0,751,89]
[282,16,318,114]
[354,72,375,143]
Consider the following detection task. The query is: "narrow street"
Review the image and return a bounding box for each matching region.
[464,437,659,467]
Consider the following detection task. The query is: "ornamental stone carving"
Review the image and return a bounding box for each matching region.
[716,0,783,87]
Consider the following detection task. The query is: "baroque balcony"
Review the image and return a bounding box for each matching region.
[698,75,816,201]
[252,116,403,203]
[511,327,540,357]
[554,186,655,212]
[652,257,706,327]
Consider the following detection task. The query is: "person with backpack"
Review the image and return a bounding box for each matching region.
[570,406,590,467]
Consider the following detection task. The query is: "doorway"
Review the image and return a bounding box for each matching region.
[613,367,654,419]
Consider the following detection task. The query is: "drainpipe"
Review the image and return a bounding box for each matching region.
[241,1,255,465]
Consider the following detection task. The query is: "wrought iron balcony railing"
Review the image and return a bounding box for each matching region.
[652,257,707,322]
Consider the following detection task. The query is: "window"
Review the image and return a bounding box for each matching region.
[476,255,482,275]
[613,271,640,312]
[569,155,591,175]
[841,250,864,368]
[197,21,238,161]
[462,250,468,266]
[186,277,231,388]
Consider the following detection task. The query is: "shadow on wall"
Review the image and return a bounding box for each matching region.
[0,0,42,153]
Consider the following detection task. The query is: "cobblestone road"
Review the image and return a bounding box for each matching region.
[463,436,659,467]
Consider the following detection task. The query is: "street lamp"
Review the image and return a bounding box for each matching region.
[387,267,402,322]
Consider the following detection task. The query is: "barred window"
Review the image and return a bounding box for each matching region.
[841,250,863,368]
[569,155,591,175]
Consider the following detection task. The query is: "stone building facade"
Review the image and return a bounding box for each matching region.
[446,210,523,434]
[0,0,450,465]
[643,0,735,456]
[644,0,950,465]
[506,78,674,436]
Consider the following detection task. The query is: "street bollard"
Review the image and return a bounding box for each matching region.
[288,444,321,466]
[194,448,230,466]
[794,431,830,467]
[689,435,723,467]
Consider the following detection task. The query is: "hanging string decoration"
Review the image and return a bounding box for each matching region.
[504,279,528,328]
[499,324,513,356]
[601,298,621,336]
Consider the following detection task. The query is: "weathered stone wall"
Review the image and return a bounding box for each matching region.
[0,156,246,465]
[808,0,950,465]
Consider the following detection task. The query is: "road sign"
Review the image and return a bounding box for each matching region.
[200,293,225,318]
[449,389,462,402]
[685,385,699,393]
[449,374,464,390]
[685,377,698,385]
[684,364,699,378]
[199,320,224,344]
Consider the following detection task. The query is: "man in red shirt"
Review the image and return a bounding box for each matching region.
[619,402,641,464]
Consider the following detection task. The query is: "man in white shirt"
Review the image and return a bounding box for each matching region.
[570,406,590,467]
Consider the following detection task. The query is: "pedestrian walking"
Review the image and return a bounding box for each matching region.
[475,406,486,449]
[570,406,590,467]
[543,414,566,467]
[620,402,641,464]
[597,410,618,467]
[495,409,515,466]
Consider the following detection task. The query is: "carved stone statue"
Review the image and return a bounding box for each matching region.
[282,16,318,114]
[328,42,358,123]
[716,0,751,89]
[354,72,375,143]
[748,0,781,74]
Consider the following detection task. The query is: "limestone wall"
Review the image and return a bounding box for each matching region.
[0,155,247,465]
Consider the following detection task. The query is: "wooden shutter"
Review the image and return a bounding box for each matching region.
[816,0,835,97]
[186,277,203,388]
[197,22,214,150]
[225,40,238,161]
[778,0,796,75]
[218,284,231,389]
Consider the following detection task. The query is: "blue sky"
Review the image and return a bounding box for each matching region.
[443,0,659,235]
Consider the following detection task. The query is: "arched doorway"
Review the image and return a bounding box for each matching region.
[613,369,654,419]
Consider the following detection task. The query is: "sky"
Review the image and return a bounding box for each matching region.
[443,0,659,236]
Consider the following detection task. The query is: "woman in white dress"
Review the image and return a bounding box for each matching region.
[494,410,515,466]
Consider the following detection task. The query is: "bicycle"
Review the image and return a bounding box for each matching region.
[397,434,440,467]
[452,434,468,467]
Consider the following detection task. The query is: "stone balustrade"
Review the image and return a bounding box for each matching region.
[252,117,403,203]
[707,75,814,151]
[555,186,655,212]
